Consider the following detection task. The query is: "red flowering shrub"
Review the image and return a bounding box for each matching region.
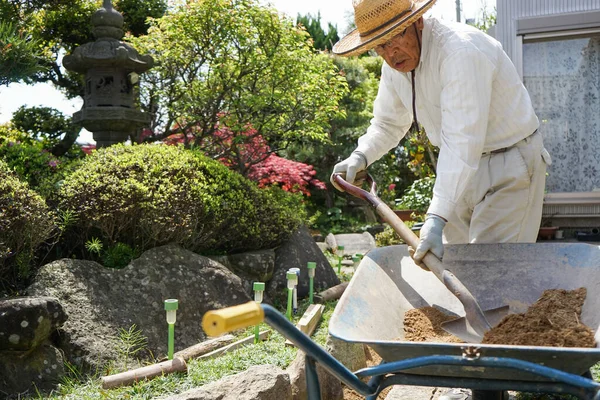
[163,121,326,196]
[248,154,325,196]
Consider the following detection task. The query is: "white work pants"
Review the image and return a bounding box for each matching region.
[443,131,551,244]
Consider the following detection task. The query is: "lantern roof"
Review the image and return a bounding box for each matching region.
[63,0,153,73]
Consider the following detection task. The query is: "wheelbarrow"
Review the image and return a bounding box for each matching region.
[203,241,600,400]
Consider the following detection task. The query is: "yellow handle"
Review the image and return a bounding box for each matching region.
[202,301,264,337]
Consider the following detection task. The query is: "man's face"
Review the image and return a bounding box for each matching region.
[374,18,424,73]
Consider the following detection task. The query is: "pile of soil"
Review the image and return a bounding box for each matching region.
[482,287,596,347]
[403,288,596,348]
[403,306,463,343]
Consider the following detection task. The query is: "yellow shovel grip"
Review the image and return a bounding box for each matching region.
[202,301,264,337]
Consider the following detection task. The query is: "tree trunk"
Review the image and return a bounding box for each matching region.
[51,128,81,157]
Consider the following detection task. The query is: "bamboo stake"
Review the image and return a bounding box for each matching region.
[314,282,349,303]
[199,330,270,360]
[101,357,187,389]
[173,334,235,361]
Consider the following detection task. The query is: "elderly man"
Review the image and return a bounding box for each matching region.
[330,0,551,265]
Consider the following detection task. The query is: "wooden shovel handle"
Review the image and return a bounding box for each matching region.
[333,173,442,276]
[334,173,492,333]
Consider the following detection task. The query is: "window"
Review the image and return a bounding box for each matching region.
[522,33,600,193]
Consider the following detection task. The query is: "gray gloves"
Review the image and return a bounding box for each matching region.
[413,214,446,263]
[330,152,367,191]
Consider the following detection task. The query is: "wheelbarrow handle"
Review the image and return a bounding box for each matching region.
[202,301,264,336]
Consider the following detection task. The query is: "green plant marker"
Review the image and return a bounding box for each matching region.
[164,299,178,360]
[336,245,345,274]
[253,282,265,344]
[286,271,297,321]
[307,262,316,304]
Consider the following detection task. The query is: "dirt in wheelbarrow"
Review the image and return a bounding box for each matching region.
[482,287,596,347]
[403,306,464,343]
[403,288,596,347]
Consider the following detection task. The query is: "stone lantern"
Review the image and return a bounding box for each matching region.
[63,0,153,147]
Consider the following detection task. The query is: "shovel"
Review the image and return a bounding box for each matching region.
[333,173,509,343]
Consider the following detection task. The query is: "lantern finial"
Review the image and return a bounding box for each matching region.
[91,0,124,40]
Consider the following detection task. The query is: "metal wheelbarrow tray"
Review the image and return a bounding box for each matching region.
[329,242,600,395]
[202,241,600,399]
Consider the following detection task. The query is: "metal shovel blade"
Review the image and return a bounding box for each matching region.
[441,305,510,343]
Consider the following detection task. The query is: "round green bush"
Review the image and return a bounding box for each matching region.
[0,160,56,283]
[57,144,306,257]
[0,126,80,201]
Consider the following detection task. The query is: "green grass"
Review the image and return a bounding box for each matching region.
[26,298,338,400]
[24,255,600,399]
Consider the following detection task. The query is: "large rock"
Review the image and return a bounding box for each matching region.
[286,351,343,400]
[209,250,275,297]
[0,296,67,351]
[325,334,367,372]
[27,244,251,371]
[165,365,292,400]
[324,232,376,256]
[209,250,275,282]
[0,342,65,395]
[384,385,440,399]
[267,226,340,302]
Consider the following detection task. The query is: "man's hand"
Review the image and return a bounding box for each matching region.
[330,152,367,192]
[412,214,446,264]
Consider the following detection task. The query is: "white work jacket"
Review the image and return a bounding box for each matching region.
[354,17,539,220]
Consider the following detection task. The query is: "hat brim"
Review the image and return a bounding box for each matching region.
[333,0,437,57]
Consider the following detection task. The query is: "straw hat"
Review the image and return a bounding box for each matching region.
[333,0,437,57]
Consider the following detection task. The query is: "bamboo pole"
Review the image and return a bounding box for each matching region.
[199,330,270,360]
[173,334,235,361]
[101,357,187,389]
[314,282,349,303]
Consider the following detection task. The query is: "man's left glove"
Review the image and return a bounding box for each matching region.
[412,214,446,264]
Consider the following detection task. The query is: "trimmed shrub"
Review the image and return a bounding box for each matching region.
[0,127,77,200]
[57,144,306,258]
[0,160,56,283]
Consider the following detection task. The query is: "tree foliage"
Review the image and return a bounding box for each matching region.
[296,13,339,51]
[115,0,168,36]
[0,0,167,97]
[285,56,382,208]
[10,106,82,156]
[130,0,347,174]
[0,21,43,86]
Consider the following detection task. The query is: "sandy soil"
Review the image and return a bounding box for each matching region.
[402,288,595,348]
[483,287,595,347]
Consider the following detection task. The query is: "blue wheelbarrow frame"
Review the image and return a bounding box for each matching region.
[260,303,600,399]
[203,241,600,399]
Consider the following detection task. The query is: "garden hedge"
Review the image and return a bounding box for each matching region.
[57,144,306,258]
[0,160,56,281]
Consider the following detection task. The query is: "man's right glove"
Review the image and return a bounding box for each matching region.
[330,152,367,192]
[412,214,446,264]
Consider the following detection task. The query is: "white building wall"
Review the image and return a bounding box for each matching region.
[496,0,600,67]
